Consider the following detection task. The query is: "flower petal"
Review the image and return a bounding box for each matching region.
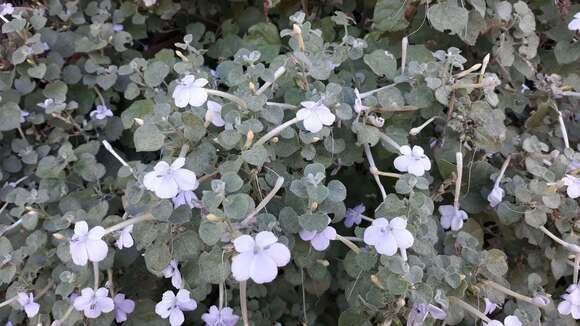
[265,243,291,267]
[231,252,253,281]
[86,239,108,262]
[173,169,199,191]
[169,307,185,326]
[375,234,398,256]
[249,253,278,284]
[233,235,255,253]
[255,231,278,248]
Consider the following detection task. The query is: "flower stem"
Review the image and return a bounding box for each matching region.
[340,236,364,242]
[401,36,408,74]
[454,152,463,210]
[219,282,224,310]
[205,89,247,110]
[265,102,298,109]
[335,234,361,254]
[239,281,249,326]
[102,140,135,175]
[370,168,402,179]
[241,176,284,226]
[449,297,491,323]
[178,143,190,158]
[93,86,107,106]
[52,304,75,326]
[574,253,580,284]
[0,296,17,308]
[255,117,302,146]
[482,280,539,306]
[93,262,99,291]
[409,117,437,136]
[538,226,580,253]
[257,66,286,95]
[378,131,401,151]
[494,155,512,188]
[107,269,116,296]
[479,54,490,84]
[359,82,399,98]
[364,144,387,201]
[103,214,154,235]
[557,110,570,149]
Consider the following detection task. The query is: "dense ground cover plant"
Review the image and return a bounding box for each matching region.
[1,0,580,325]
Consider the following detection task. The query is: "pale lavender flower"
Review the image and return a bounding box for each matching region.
[90,105,113,120]
[562,175,580,199]
[73,287,114,319]
[487,186,504,208]
[439,205,468,231]
[484,315,522,326]
[299,219,336,251]
[0,3,14,16]
[205,100,225,127]
[19,111,29,123]
[115,225,134,249]
[558,283,580,319]
[155,289,197,326]
[162,260,182,289]
[569,12,580,32]
[16,293,40,318]
[394,145,432,176]
[296,101,336,133]
[532,294,550,307]
[69,221,108,266]
[363,217,414,256]
[172,75,209,108]
[344,204,365,228]
[567,161,580,172]
[172,190,201,209]
[231,231,291,284]
[143,158,199,199]
[113,293,135,323]
[6,321,13,326]
[112,24,124,32]
[201,305,240,326]
[37,98,55,109]
[143,0,157,7]
[484,298,500,315]
[406,303,446,326]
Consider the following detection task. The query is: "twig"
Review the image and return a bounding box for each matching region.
[240,281,249,326]
[241,176,284,226]
[364,144,387,200]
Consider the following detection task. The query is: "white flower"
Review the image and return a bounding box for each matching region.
[90,105,113,120]
[115,225,134,249]
[73,287,114,319]
[562,175,580,199]
[16,293,40,318]
[155,289,197,326]
[394,145,432,176]
[0,3,14,16]
[143,0,157,7]
[363,217,414,256]
[558,284,580,319]
[353,89,368,113]
[231,231,291,284]
[487,186,504,208]
[569,12,580,32]
[439,205,468,231]
[299,221,337,252]
[484,298,500,315]
[485,315,522,326]
[143,158,199,199]
[162,260,182,289]
[69,221,108,266]
[172,75,209,108]
[205,100,225,127]
[172,190,201,209]
[296,101,336,133]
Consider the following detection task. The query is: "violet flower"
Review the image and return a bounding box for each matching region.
[558,283,580,319]
[363,217,414,256]
[344,203,365,228]
[73,287,115,319]
[353,89,368,114]
[438,205,468,231]
[143,158,199,199]
[562,175,580,199]
[90,105,113,120]
[205,100,225,127]
[69,221,108,266]
[16,292,40,318]
[569,12,580,32]
[484,298,500,315]
[201,305,240,326]
[484,315,522,326]
[155,289,197,326]
[113,293,135,323]
[394,145,432,177]
[0,3,14,16]
[172,190,201,209]
[487,186,504,208]
[296,101,336,133]
[115,225,134,250]
[172,75,209,108]
[162,260,182,289]
[406,303,446,326]
[231,231,291,284]
[19,111,29,123]
[299,219,337,251]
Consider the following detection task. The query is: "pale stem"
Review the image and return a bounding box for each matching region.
[371,168,402,179]
[178,143,190,158]
[240,281,249,326]
[454,152,463,210]
[449,297,491,323]
[400,248,408,261]
[483,280,538,305]
[454,63,481,79]
[107,268,115,296]
[256,66,286,95]
[359,82,399,99]
[561,91,580,97]
[364,144,387,200]
[479,53,490,84]
[102,140,134,174]
[265,102,298,109]
[373,106,419,113]
[574,253,580,284]
[557,111,570,149]
[93,87,107,107]
[52,304,75,326]
[93,261,99,290]
[0,203,7,217]
[103,214,154,235]
[335,234,361,254]
[340,236,364,242]
[452,83,484,90]
[219,282,224,310]
[241,176,285,226]
[409,117,436,136]
[538,226,580,253]
[0,280,53,308]
[378,131,402,150]
[360,215,375,222]
[493,155,512,188]
[401,36,408,74]
[0,296,17,308]
[205,89,247,110]
[254,117,302,146]
[0,218,22,236]
[293,24,305,51]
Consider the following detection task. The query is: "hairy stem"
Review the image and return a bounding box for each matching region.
[483,280,538,306]
[335,235,361,254]
[409,117,436,136]
[494,155,512,188]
